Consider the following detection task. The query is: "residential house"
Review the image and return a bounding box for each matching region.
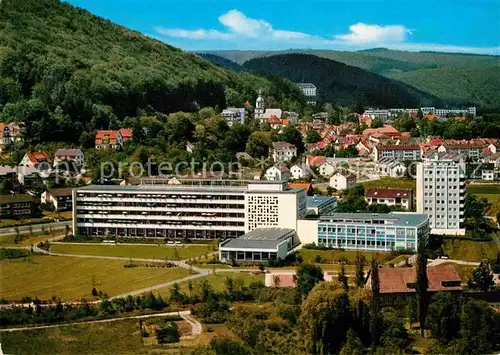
[373,144,421,162]
[377,158,407,177]
[0,122,23,152]
[95,130,123,149]
[267,116,291,131]
[271,142,297,163]
[329,172,356,190]
[53,149,85,168]
[282,111,299,124]
[262,109,283,121]
[438,140,487,161]
[365,187,413,210]
[41,188,73,211]
[19,151,52,170]
[306,155,326,167]
[318,161,335,178]
[481,169,495,181]
[265,165,291,181]
[221,108,246,126]
[366,267,462,304]
[362,125,401,141]
[0,194,37,219]
[290,164,310,180]
[118,128,134,143]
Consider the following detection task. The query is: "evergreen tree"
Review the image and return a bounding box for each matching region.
[415,238,429,336]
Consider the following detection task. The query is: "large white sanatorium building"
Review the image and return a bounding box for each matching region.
[416,159,466,235]
[72,180,306,239]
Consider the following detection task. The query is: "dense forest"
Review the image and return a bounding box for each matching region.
[202,49,500,109]
[242,54,441,108]
[0,0,305,145]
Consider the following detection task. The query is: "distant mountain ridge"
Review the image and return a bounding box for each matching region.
[200,49,500,109]
[241,53,442,108]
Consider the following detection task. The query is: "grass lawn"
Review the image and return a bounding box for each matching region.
[50,243,215,260]
[157,272,265,298]
[299,248,393,264]
[0,231,63,247]
[0,255,192,301]
[361,177,416,191]
[442,238,499,262]
[435,262,474,282]
[466,184,500,195]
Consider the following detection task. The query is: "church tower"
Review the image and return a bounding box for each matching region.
[254,89,265,121]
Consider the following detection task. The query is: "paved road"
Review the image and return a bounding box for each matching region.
[0,310,199,333]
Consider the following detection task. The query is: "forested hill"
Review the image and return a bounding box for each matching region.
[0,0,304,145]
[197,53,246,72]
[243,54,442,108]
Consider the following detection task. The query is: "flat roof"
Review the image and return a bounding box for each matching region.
[307,196,336,208]
[77,184,247,193]
[319,212,428,227]
[220,228,294,250]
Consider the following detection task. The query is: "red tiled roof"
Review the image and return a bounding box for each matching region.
[95,130,119,145]
[377,267,462,294]
[306,155,326,166]
[118,128,134,141]
[26,151,51,164]
[289,183,312,191]
[365,188,412,199]
[363,125,400,137]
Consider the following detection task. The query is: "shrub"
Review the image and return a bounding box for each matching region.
[156,322,180,344]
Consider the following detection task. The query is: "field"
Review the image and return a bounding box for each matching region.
[0,231,62,247]
[50,243,215,260]
[0,319,147,355]
[442,238,499,262]
[466,184,500,195]
[299,248,394,264]
[475,194,500,217]
[0,255,192,301]
[360,177,416,191]
[157,272,265,298]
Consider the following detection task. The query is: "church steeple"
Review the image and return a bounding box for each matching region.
[254,89,265,120]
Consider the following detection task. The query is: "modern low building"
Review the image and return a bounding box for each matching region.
[306,196,337,216]
[416,158,466,235]
[373,144,421,162]
[365,188,413,210]
[0,194,37,219]
[41,188,73,211]
[316,212,430,252]
[219,228,300,263]
[72,179,306,239]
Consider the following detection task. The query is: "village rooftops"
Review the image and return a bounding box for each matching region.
[54,148,82,157]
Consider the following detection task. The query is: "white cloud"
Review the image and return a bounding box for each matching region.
[155,27,232,40]
[154,10,500,55]
[334,23,411,44]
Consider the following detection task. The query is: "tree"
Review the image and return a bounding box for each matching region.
[468,260,494,292]
[246,131,272,158]
[156,322,180,344]
[340,329,365,355]
[278,125,305,154]
[426,293,461,343]
[300,282,351,355]
[306,130,322,144]
[369,258,381,346]
[354,252,366,287]
[296,264,324,299]
[371,118,383,128]
[338,264,349,290]
[415,237,429,336]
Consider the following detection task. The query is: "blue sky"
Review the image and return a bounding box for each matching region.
[67,0,500,54]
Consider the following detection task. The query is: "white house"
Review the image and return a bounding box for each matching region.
[19,151,52,170]
[318,161,335,178]
[329,172,357,190]
[41,188,73,211]
[378,158,407,177]
[221,108,246,126]
[482,169,495,181]
[265,165,291,181]
[271,142,297,163]
[53,149,85,168]
[365,188,413,210]
[186,142,195,153]
[290,164,310,180]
